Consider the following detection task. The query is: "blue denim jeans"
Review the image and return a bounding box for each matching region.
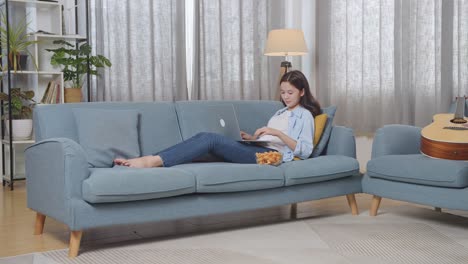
[156,132,275,167]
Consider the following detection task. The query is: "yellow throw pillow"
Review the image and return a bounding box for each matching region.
[314,113,328,146]
[293,113,328,161]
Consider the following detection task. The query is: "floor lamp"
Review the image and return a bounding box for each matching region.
[264,29,308,100]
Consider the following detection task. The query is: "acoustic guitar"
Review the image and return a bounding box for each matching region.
[420,96,468,161]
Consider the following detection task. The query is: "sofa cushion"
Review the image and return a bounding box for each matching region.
[367,154,468,188]
[34,102,183,156]
[174,163,284,193]
[83,167,196,203]
[311,106,337,157]
[281,155,360,186]
[73,108,140,168]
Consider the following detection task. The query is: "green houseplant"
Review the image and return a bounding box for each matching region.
[0,11,39,72]
[0,88,35,140]
[0,88,35,119]
[46,40,111,102]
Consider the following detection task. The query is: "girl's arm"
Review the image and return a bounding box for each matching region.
[292,115,314,159]
[254,113,315,159]
[254,127,297,150]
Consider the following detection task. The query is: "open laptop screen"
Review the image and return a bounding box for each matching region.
[176,103,243,141]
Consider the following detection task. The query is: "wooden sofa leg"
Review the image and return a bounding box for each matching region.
[370,195,382,216]
[290,203,298,219]
[68,231,83,258]
[34,212,46,235]
[346,194,359,215]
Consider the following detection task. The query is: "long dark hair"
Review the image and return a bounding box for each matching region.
[279,70,322,117]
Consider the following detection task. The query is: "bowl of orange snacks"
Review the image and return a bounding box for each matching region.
[256,151,283,166]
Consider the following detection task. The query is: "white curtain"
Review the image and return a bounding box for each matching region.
[192,0,284,100]
[317,0,468,134]
[90,0,187,101]
[284,0,317,96]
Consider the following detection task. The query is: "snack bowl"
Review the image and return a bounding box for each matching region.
[256,151,283,166]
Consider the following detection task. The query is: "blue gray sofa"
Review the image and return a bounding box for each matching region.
[26,100,362,257]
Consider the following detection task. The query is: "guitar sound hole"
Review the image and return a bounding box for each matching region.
[450,118,467,124]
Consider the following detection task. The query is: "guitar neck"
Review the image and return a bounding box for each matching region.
[453,96,467,120]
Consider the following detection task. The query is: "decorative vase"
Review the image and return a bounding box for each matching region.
[5,119,33,140]
[8,53,28,71]
[64,88,82,103]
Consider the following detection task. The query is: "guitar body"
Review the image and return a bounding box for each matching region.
[421,113,468,160]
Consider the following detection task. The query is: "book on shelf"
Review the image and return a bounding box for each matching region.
[39,82,50,103]
[40,80,61,104]
[55,83,61,103]
[49,84,56,104]
[40,81,53,104]
[45,82,55,104]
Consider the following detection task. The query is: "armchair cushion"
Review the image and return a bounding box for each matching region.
[73,108,141,168]
[371,125,422,158]
[367,154,468,188]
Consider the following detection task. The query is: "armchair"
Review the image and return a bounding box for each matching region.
[362,100,468,215]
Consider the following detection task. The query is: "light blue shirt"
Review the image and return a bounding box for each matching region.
[270,106,315,162]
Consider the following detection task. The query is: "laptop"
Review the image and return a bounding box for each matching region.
[177,103,270,143]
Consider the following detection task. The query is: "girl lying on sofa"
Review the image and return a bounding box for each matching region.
[113,70,322,168]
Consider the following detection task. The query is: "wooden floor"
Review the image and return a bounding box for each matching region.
[0,181,406,257]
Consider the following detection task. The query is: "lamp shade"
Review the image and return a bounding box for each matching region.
[264,29,308,56]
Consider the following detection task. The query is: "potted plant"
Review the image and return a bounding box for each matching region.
[46,40,111,103]
[0,11,39,72]
[0,88,35,140]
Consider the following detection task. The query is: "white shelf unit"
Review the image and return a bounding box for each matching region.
[2,139,34,144]
[5,0,62,35]
[2,140,32,181]
[4,0,87,73]
[1,71,64,103]
[1,0,89,189]
[31,33,87,73]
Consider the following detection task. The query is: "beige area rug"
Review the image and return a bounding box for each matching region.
[310,223,468,264]
[2,205,468,264]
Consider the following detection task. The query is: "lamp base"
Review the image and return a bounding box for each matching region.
[280,61,292,69]
[275,61,292,100]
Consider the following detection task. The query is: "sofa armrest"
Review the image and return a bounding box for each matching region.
[371,124,422,158]
[25,138,90,224]
[325,126,356,158]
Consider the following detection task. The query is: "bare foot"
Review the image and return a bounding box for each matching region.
[114,156,162,168]
[114,158,130,166]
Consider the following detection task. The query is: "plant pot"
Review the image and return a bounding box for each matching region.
[64,88,82,103]
[8,53,28,71]
[5,119,33,140]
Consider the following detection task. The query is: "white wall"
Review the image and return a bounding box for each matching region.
[355,136,373,173]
